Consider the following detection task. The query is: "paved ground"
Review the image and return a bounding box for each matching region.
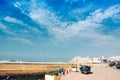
[61,67,120,80]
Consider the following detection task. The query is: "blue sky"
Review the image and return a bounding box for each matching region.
[0,0,120,61]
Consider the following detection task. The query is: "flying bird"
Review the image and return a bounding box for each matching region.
[65,23,70,28]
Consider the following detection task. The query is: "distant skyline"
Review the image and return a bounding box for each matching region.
[0,0,120,61]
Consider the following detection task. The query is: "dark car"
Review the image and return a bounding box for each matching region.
[109,61,116,67]
[80,65,91,74]
[116,62,120,69]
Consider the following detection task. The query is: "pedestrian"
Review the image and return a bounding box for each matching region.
[6,74,10,80]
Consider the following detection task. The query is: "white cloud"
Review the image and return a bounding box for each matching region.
[10,37,34,45]
[70,4,93,20]
[29,8,61,28]
[0,22,35,45]
[13,1,31,14]
[4,16,41,35]
[50,16,102,40]
[0,23,7,30]
[0,23,14,35]
[29,1,66,29]
[4,16,24,25]
[28,1,120,47]
[14,2,21,8]
[88,4,120,23]
[50,5,120,47]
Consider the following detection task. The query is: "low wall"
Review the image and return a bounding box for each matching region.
[81,63,109,68]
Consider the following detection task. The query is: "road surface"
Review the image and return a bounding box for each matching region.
[61,67,120,80]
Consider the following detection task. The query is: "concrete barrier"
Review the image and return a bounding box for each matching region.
[45,74,60,80]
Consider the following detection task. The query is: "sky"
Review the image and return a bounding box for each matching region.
[0,0,120,62]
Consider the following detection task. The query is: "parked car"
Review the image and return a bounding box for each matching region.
[80,65,91,74]
[109,61,116,67]
[116,62,120,69]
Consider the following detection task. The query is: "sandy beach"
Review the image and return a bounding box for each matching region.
[61,67,120,80]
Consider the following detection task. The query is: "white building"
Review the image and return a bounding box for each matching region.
[69,56,105,64]
[108,56,120,61]
[89,57,103,63]
[69,56,90,64]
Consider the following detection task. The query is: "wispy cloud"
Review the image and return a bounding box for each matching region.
[4,1,120,47]
[13,1,30,15]
[4,16,24,25]
[87,4,120,23]
[0,23,14,35]
[49,4,120,47]
[28,2,120,43]
[9,37,34,45]
[29,7,61,28]
[0,0,120,61]
[14,2,22,8]
[1,16,41,45]
[4,16,41,34]
[0,23,7,30]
